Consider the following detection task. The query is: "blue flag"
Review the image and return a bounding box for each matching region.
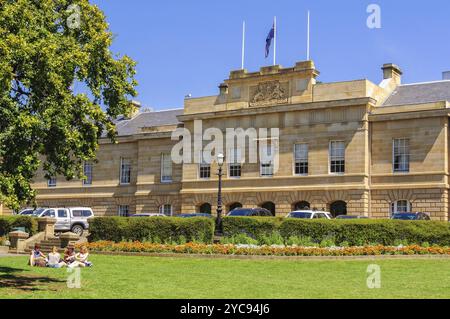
[265,23,275,58]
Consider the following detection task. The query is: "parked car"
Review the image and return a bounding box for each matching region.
[18,208,35,216]
[131,213,167,217]
[177,213,213,218]
[32,207,94,235]
[227,208,273,217]
[286,210,333,219]
[335,215,369,220]
[391,212,431,221]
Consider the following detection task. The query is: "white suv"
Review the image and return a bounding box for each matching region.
[32,207,94,235]
[286,210,333,220]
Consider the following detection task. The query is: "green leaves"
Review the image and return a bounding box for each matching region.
[0,0,137,209]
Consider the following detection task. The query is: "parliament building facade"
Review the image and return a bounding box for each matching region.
[2,60,450,220]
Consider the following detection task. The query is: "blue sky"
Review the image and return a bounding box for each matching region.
[92,0,450,110]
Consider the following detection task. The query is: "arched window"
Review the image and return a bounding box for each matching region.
[198,203,212,215]
[159,204,172,216]
[228,202,243,212]
[391,200,411,214]
[293,201,311,211]
[330,201,347,217]
[261,202,276,216]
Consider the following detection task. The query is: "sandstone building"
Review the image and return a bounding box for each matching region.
[2,61,450,220]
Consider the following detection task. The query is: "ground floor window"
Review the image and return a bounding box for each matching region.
[329,201,347,217]
[159,204,172,216]
[293,201,311,211]
[118,205,130,217]
[261,202,276,216]
[391,200,411,214]
[198,203,212,214]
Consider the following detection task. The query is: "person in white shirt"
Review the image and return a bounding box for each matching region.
[47,246,62,268]
[68,246,92,268]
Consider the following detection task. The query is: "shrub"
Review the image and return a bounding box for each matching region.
[222,217,283,239]
[221,233,258,245]
[88,217,215,244]
[285,236,317,247]
[257,231,284,246]
[0,216,37,236]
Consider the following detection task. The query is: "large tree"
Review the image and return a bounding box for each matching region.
[0,0,137,209]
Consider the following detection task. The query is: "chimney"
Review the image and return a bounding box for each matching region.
[127,100,141,118]
[443,71,450,80]
[382,63,402,84]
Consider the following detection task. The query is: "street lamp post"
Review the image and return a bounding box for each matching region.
[216,153,225,235]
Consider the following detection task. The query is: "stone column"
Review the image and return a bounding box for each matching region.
[8,231,30,253]
[37,217,57,239]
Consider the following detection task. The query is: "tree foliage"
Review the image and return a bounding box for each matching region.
[0,0,137,209]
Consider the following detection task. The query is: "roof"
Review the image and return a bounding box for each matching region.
[114,109,183,136]
[383,80,450,106]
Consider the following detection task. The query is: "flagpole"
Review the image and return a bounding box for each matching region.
[241,21,246,70]
[273,16,277,65]
[307,11,310,61]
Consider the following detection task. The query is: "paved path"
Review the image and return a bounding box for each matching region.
[0,253,25,258]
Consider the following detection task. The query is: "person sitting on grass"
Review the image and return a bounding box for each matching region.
[60,246,76,267]
[68,246,93,268]
[29,244,47,267]
[47,246,62,268]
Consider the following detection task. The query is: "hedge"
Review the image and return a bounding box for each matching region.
[223,217,450,246]
[88,217,215,244]
[222,216,284,239]
[0,216,38,237]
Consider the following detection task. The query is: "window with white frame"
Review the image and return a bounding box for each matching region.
[199,152,211,179]
[161,153,173,182]
[393,138,410,173]
[118,205,130,217]
[330,141,345,174]
[47,176,57,187]
[294,143,308,175]
[83,161,93,185]
[120,158,131,184]
[260,144,274,177]
[391,200,411,214]
[228,148,242,178]
[159,204,172,216]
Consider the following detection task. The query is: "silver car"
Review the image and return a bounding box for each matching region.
[32,207,94,235]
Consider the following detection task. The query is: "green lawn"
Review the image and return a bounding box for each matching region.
[0,255,449,299]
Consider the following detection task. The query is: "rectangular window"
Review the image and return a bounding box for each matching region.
[330,141,345,174]
[294,144,308,175]
[161,154,173,182]
[393,138,410,173]
[159,204,172,216]
[199,153,211,179]
[83,161,93,185]
[118,205,130,217]
[229,148,242,178]
[48,177,57,187]
[260,144,274,177]
[120,158,131,185]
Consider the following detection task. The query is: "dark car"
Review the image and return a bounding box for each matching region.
[335,215,369,220]
[391,212,431,221]
[178,213,213,218]
[227,208,273,217]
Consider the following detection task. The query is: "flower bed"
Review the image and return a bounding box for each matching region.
[78,241,450,257]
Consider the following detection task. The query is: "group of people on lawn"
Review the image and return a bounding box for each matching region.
[29,244,92,268]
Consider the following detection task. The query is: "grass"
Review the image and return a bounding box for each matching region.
[0,254,449,299]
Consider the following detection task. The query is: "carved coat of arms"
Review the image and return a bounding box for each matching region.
[250,81,288,107]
